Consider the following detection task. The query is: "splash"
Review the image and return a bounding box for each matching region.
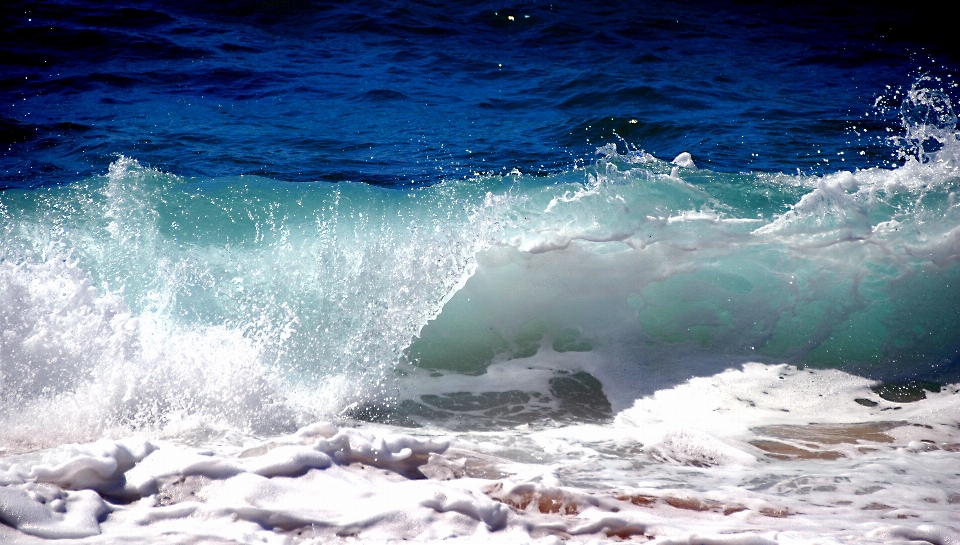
[896,77,960,165]
[0,158,500,447]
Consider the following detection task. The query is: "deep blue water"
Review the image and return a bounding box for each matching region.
[3,0,960,189]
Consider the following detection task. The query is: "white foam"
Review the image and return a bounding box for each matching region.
[671,152,697,170]
[2,368,959,543]
[0,486,107,539]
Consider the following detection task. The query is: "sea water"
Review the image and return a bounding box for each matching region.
[1,1,959,543]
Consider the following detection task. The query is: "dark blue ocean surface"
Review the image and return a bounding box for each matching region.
[3,0,959,189]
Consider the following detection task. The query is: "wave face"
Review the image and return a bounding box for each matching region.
[396,85,960,427]
[2,83,960,441]
[408,145,960,404]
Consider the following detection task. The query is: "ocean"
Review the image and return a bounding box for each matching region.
[1,1,959,543]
